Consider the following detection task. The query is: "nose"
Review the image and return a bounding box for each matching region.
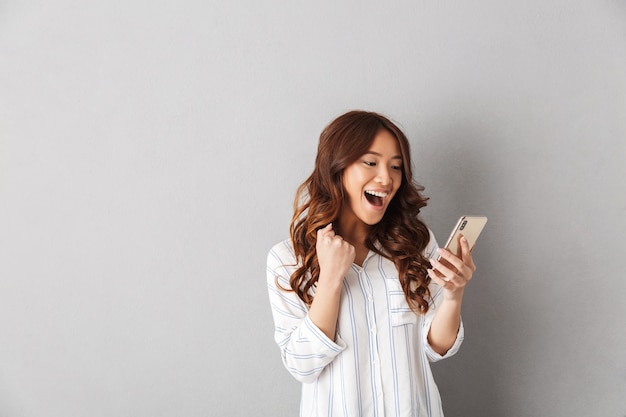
[375,166,392,186]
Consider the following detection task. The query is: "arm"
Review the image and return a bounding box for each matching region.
[426,235,476,355]
[266,225,354,382]
[308,223,355,340]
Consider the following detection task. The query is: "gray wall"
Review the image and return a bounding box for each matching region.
[1,1,624,416]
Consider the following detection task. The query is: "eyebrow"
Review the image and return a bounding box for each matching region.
[364,151,403,160]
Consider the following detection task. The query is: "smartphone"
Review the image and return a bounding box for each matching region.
[441,216,488,257]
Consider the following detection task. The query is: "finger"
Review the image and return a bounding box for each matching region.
[317,223,334,239]
[436,248,465,273]
[459,235,476,271]
[428,268,452,288]
[430,256,457,279]
[317,223,330,234]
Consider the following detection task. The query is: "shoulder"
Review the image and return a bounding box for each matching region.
[267,239,297,268]
[267,239,299,288]
[423,228,440,259]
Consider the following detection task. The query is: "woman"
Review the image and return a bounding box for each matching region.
[266,110,476,416]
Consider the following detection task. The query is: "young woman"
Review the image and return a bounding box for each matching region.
[266,110,476,417]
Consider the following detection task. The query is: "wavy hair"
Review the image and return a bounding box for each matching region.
[288,110,433,313]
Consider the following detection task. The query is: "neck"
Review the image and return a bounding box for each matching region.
[336,212,370,248]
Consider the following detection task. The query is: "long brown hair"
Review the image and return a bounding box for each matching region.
[288,110,433,313]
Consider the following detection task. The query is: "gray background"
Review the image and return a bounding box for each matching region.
[1,1,625,416]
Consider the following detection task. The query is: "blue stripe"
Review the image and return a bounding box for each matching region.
[328,361,334,416]
[381,256,401,415]
[285,364,327,378]
[338,338,346,416]
[270,302,303,320]
[404,324,418,413]
[267,284,308,313]
[421,313,432,411]
[360,268,379,415]
[343,275,363,416]
[303,316,342,352]
[284,349,330,360]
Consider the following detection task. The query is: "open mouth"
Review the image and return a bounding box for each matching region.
[364,190,387,207]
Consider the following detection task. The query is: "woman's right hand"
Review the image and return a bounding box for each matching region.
[308,223,354,340]
[315,223,355,289]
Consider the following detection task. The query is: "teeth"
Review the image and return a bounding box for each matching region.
[365,190,388,198]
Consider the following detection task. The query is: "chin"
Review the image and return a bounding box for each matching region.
[362,215,385,226]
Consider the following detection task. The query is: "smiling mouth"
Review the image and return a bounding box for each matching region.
[364,190,388,207]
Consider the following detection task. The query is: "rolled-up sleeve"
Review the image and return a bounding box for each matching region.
[422,299,464,362]
[267,241,346,383]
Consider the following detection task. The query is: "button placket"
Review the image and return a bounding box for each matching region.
[360,266,384,413]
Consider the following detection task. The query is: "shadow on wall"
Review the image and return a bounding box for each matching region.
[420,119,528,417]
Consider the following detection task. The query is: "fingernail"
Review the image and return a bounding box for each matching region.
[461,236,467,242]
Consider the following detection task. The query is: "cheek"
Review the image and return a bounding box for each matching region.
[341,174,358,201]
[391,178,403,198]
[393,173,403,189]
[343,167,366,191]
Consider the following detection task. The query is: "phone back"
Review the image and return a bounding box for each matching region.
[444,216,488,256]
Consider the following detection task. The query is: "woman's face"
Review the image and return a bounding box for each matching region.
[340,129,403,227]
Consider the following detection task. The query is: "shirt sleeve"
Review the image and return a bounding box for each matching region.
[421,229,465,362]
[266,241,347,383]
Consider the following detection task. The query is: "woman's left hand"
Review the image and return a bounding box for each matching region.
[428,235,476,300]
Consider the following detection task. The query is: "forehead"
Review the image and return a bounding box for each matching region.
[366,129,402,157]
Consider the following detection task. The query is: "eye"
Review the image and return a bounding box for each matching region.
[363,160,376,167]
[391,164,403,171]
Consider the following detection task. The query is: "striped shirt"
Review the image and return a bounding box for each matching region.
[266,230,464,417]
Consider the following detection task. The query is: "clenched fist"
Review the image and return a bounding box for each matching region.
[316,223,355,289]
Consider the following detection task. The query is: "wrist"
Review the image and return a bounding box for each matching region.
[317,271,345,292]
[442,288,465,302]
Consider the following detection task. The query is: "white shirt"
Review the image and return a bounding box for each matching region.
[266,230,464,417]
